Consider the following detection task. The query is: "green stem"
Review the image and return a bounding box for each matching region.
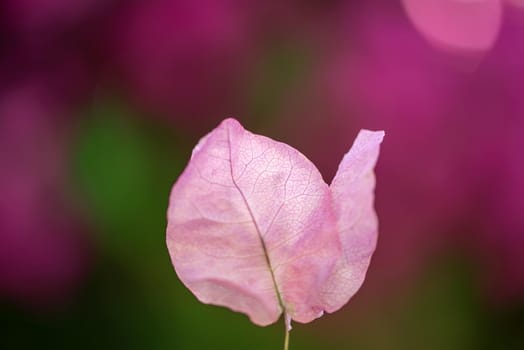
[284,317,290,350]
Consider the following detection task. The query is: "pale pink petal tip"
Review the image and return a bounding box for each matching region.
[359,129,385,144]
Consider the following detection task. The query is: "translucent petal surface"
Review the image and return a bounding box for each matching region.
[167,118,384,326]
[322,130,385,312]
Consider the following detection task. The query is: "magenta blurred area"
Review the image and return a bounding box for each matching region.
[1,1,523,349]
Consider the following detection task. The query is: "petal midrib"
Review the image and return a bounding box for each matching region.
[226,126,286,317]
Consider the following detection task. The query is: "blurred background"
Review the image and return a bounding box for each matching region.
[1,0,523,349]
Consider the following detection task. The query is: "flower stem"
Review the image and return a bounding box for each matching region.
[284,318,290,350]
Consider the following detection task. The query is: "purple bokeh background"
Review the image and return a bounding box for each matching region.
[1,0,523,348]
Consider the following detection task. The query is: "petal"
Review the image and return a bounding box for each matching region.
[322,130,384,313]
[167,118,340,325]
